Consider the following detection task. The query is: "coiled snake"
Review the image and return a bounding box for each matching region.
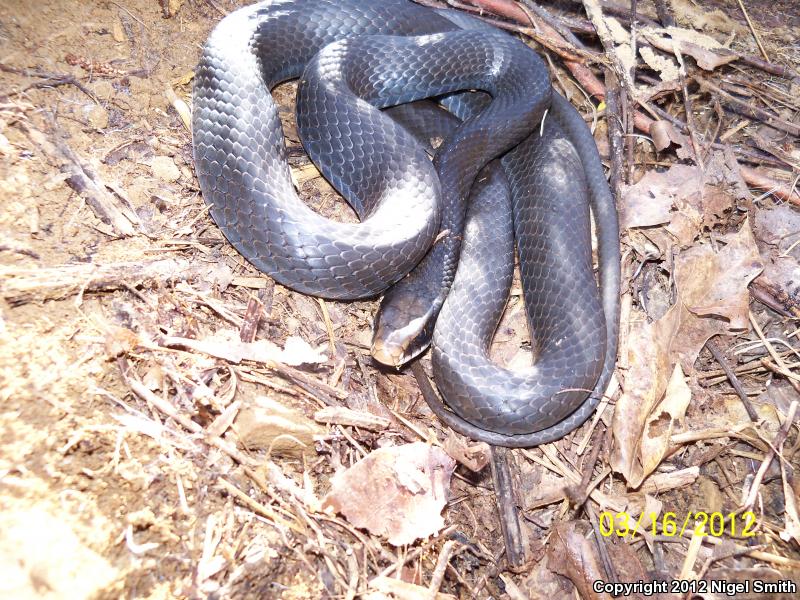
[192,0,620,447]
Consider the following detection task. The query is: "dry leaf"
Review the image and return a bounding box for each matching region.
[546,521,609,600]
[643,27,739,71]
[613,220,762,486]
[637,364,691,484]
[754,205,800,251]
[322,442,455,546]
[649,119,690,154]
[667,0,746,33]
[104,326,141,357]
[441,436,490,472]
[674,218,763,354]
[610,308,678,487]
[620,163,731,238]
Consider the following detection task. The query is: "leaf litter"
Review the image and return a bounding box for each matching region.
[0,0,799,597]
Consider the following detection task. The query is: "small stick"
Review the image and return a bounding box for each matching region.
[749,311,800,395]
[698,78,800,138]
[743,401,798,509]
[604,70,626,201]
[489,446,526,567]
[625,0,638,183]
[317,298,337,357]
[587,506,620,583]
[427,540,458,598]
[706,339,759,422]
[735,0,769,62]
[674,49,704,169]
[0,258,202,305]
[239,295,264,343]
[519,0,586,50]
[738,166,800,206]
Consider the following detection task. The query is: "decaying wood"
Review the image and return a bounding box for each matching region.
[20,121,141,236]
[0,258,207,305]
[489,446,526,567]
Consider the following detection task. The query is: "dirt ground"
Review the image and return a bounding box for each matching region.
[1,0,799,599]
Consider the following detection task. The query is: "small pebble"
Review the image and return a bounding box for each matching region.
[86,104,109,129]
[149,156,181,182]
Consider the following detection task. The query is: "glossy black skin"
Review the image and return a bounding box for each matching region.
[193,0,620,447]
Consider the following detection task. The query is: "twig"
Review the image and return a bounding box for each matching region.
[587,507,620,584]
[217,477,305,535]
[735,0,769,62]
[20,120,140,236]
[582,0,634,90]
[0,258,204,305]
[738,166,800,206]
[427,540,458,598]
[698,78,800,138]
[119,357,260,467]
[705,339,758,422]
[749,311,800,395]
[626,0,638,183]
[0,62,99,103]
[519,0,586,50]
[239,295,264,343]
[604,70,625,201]
[317,298,337,357]
[675,51,704,169]
[489,446,526,567]
[447,0,600,62]
[743,400,798,509]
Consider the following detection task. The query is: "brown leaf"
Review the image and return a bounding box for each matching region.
[649,119,690,155]
[638,364,691,483]
[610,307,679,486]
[674,218,763,341]
[642,28,739,71]
[754,205,800,252]
[546,521,610,600]
[104,326,141,357]
[620,164,732,239]
[322,442,455,546]
[441,436,490,472]
[613,220,762,486]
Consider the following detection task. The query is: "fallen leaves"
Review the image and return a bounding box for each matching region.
[546,521,608,600]
[613,220,764,487]
[322,442,455,546]
[753,205,800,315]
[620,163,732,242]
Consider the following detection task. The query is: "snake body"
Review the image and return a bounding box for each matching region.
[193,0,620,446]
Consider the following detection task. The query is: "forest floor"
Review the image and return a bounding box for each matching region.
[1,0,799,598]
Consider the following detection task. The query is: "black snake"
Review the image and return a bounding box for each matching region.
[192,0,620,447]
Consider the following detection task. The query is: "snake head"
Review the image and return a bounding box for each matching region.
[371,291,437,367]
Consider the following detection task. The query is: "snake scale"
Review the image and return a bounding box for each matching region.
[192,0,620,447]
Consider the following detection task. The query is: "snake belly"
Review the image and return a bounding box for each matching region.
[192,0,620,447]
